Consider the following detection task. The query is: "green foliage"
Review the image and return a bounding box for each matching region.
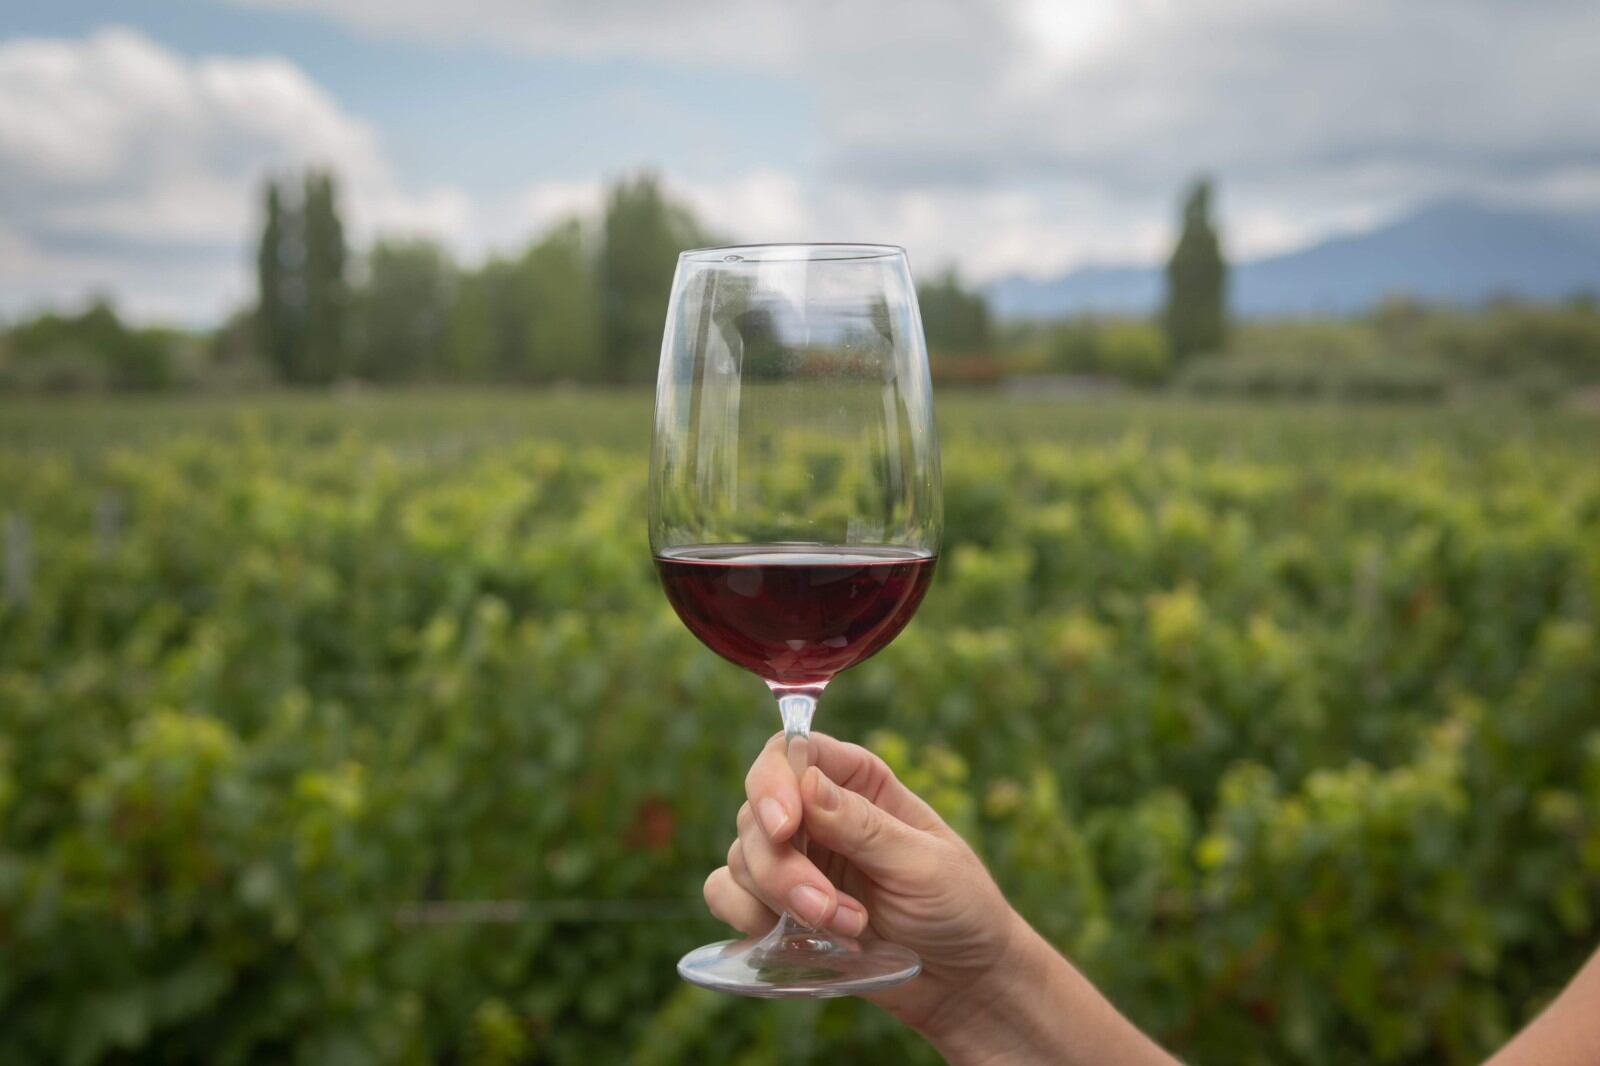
[1,397,1597,1064]
[1171,174,1228,356]
[441,224,604,385]
[1179,350,1448,403]
[917,270,993,356]
[354,239,456,383]
[1098,323,1172,385]
[1171,300,1600,403]
[447,255,532,382]
[447,255,511,381]
[521,221,603,384]
[304,172,350,384]
[1007,318,1173,386]
[1071,320,1173,385]
[599,173,712,384]
[1164,178,1228,360]
[0,298,185,391]
[256,170,350,385]
[253,172,687,387]
[436,225,601,385]
[257,182,294,383]
[1410,299,1600,388]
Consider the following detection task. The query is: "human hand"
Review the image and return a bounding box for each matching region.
[702,730,1023,1035]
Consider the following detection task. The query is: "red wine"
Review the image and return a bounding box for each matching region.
[655,544,936,687]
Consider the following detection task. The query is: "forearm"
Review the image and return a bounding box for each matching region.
[1484,946,1600,1066]
[917,912,1181,1066]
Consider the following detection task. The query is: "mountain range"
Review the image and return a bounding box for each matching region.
[987,200,1600,320]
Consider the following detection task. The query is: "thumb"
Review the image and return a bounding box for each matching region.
[800,765,933,884]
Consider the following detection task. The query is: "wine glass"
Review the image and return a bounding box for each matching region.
[649,243,942,997]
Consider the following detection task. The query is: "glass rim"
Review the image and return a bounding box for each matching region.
[678,242,907,264]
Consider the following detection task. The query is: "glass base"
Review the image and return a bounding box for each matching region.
[678,919,921,998]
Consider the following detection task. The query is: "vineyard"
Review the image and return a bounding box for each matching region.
[1,391,1598,1065]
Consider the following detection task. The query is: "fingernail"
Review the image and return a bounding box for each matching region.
[758,798,789,838]
[835,900,868,937]
[790,884,830,925]
[814,770,841,812]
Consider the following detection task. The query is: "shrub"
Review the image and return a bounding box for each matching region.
[0,395,1596,1063]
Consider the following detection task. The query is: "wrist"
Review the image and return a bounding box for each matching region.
[912,911,1180,1066]
[912,909,1054,1061]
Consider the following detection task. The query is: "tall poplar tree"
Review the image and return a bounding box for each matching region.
[302,171,348,384]
[256,181,298,381]
[254,170,348,384]
[1164,178,1228,360]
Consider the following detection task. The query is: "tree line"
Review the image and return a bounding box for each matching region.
[10,166,1599,400]
[250,171,714,386]
[250,169,1039,386]
[0,169,1226,392]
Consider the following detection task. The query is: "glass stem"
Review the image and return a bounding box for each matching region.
[774,689,820,936]
[778,690,816,741]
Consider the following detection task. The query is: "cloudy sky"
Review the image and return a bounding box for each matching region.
[3,0,1599,323]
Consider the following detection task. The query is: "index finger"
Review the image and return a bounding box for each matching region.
[745,730,943,839]
[744,732,806,843]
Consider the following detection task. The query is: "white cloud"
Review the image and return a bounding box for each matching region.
[675,171,810,244]
[0,27,469,320]
[9,2,1600,319]
[233,0,1600,281]
[510,170,808,253]
[506,172,1164,282]
[0,218,251,324]
[512,180,604,245]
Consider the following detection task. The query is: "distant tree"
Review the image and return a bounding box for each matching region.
[254,170,349,384]
[248,167,704,387]
[1164,178,1227,360]
[446,221,604,385]
[1042,317,1170,385]
[302,171,348,383]
[256,181,299,382]
[917,269,993,355]
[444,264,495,381]
[1046,319,1103,374]
[522,219,603,382]
[208,307,273,387]
[448,256,532,382]
[353,238,456,381]
[599,173,710,384]
[4,297,176,390]
[1097,321,1171,385]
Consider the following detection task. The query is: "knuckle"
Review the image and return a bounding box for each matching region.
[852,804,886,850]
[840,740,896,795]
[726,840,743,873]
[752,856,789,896]
[843,739,885,771]
[703,868,727,909]
[912,839,957,883]
[735,802,754,833]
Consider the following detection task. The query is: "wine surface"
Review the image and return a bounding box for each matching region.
[655,543,935,687]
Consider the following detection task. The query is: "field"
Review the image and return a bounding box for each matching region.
[2,391,1598,1065]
